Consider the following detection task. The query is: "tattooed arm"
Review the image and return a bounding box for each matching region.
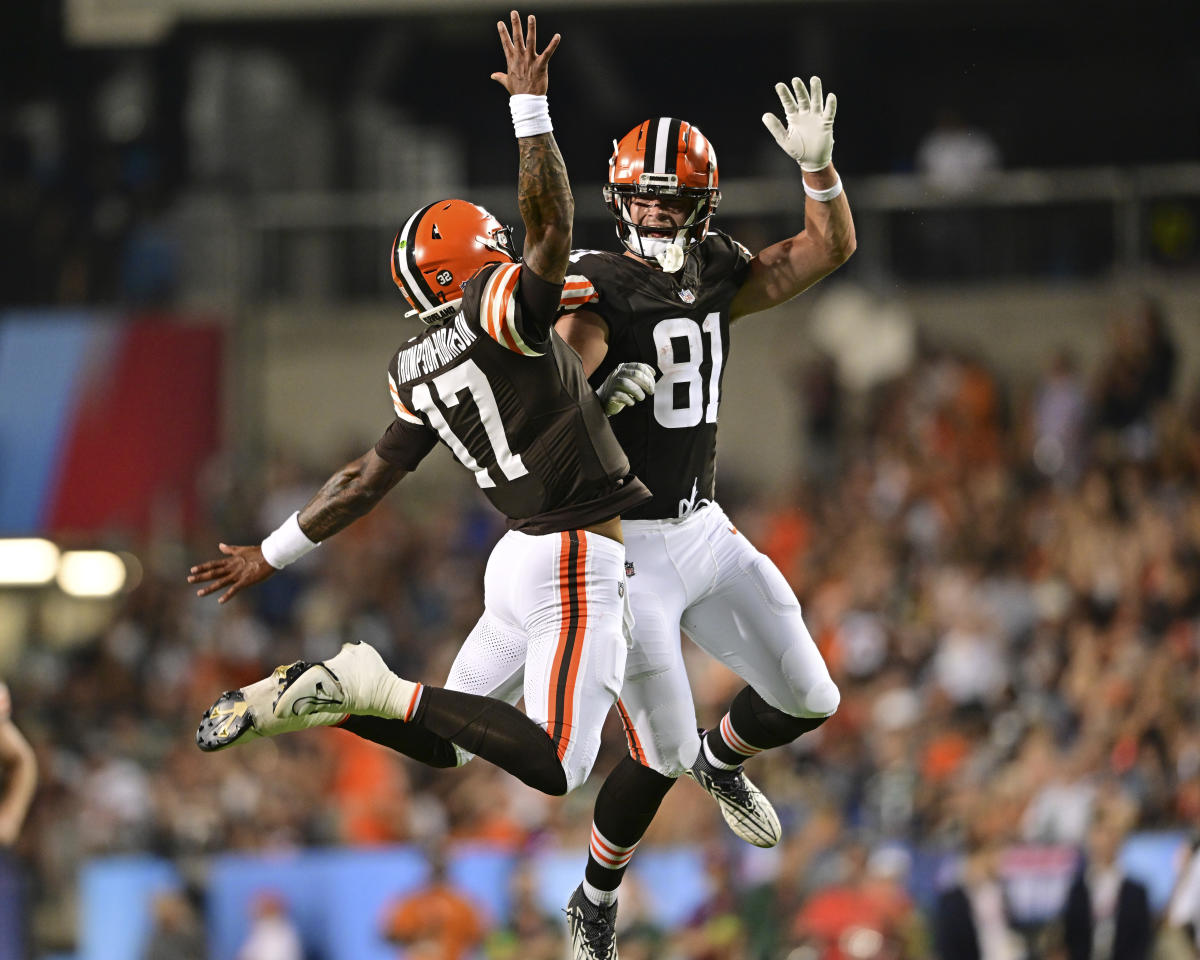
[516,133,573,283]
[295,448,407,542]
[189,448,406,604]
[491,11,572,284]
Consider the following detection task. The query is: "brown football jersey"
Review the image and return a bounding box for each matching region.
[374,262,650,534]
[568,231,753,520]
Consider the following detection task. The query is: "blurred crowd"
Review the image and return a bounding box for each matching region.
[5,298,1200,960]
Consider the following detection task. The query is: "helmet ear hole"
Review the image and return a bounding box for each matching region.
[392,198,517,324]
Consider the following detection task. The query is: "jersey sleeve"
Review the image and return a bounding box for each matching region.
[563,255,632,341]
[374,416,437,470]
[473,261,563,357]
[376,366,437,469]
[709,230,754,288]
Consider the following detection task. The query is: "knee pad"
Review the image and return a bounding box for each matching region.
[779,644,840,718]
[750,555,802,610]
[655,735,700,780]
[640,705,701,779]
[804,678,841,718]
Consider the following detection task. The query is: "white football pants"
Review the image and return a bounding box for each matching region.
[443,527,630,793]
[615,501,839,777]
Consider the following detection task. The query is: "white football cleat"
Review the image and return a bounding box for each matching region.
[195,666,346,752]
[271,641,419,722]
[687,743,782,848]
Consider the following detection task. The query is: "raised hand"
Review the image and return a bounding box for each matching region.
[763,75,837,172]
[491,10,561,96]
[188,542,276,604]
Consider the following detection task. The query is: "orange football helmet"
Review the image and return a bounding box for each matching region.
[603,117,721,261]
[390,198,518,324]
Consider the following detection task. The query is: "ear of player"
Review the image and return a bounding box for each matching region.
[762,75,837,173]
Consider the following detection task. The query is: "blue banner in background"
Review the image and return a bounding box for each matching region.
[79,857,182,960]
[0,313,104,534]
[78,845,713,960]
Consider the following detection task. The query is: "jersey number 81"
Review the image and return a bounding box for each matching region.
[652,313,724,429]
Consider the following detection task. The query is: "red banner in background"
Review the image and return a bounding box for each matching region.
[44,317,223,537]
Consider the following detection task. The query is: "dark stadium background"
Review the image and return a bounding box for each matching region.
[1,1,1199,959]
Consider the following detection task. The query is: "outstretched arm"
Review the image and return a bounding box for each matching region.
[189,448,408,604]
[730,76,856,321]
[491,11,572,284]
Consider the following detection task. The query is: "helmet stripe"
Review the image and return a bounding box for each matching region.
[650,117,671,174]
[665,118,682,177]
[395,202,439,311]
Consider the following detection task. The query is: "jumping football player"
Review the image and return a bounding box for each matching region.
[190,12,653,801]
[552,79,856,956]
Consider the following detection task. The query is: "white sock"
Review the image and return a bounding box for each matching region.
[582,879,617,908]
[325,643,418,718]
[368,672,418,719]
[703,738,740,771]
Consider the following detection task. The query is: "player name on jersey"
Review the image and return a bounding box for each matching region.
[396,313,478,383]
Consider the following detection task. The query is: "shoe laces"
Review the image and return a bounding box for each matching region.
[567,898,617,960]
[277,661,313,689]
[703,763,755,809]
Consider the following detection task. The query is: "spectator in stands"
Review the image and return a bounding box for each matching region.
[1165,836,1200,956]
[913,107,1001,277]
[236,891,304,960]
[142,890,206,960]
[792,841,922,960]
[669,845,748,960]
[1031,349,1089,484]
[1060,802,1151,960]
[934,830,1024,960]
[381,846,483,960]
[483,862,562,960]
[1094,298,1178,437]
[916,108,1001,195]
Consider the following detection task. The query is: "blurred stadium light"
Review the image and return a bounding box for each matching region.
[55,551,128,598]
[0,540,59,587]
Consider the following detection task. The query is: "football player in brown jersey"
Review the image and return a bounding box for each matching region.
[551,80,856,956]
[189,12,656,809]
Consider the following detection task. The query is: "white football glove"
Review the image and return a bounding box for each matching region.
[597,362,656,417]
[763,75,837,172]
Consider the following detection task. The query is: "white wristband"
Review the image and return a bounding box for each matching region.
[510,94,553,138]
[261,511,319,569]
[803,174,843,203]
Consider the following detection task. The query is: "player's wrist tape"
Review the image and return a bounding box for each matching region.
[803,174,843,202]
[510,94,553,138]
[261,512,319,569]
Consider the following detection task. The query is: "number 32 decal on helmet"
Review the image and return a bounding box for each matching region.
[390,199,519,325]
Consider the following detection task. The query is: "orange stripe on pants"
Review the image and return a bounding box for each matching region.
[616,698,647,766]
[549,531,588,760]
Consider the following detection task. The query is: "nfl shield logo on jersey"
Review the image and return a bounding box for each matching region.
[679,288,696,304]
[625,560,636,577]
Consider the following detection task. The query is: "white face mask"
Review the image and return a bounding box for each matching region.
[625,228,687,273]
